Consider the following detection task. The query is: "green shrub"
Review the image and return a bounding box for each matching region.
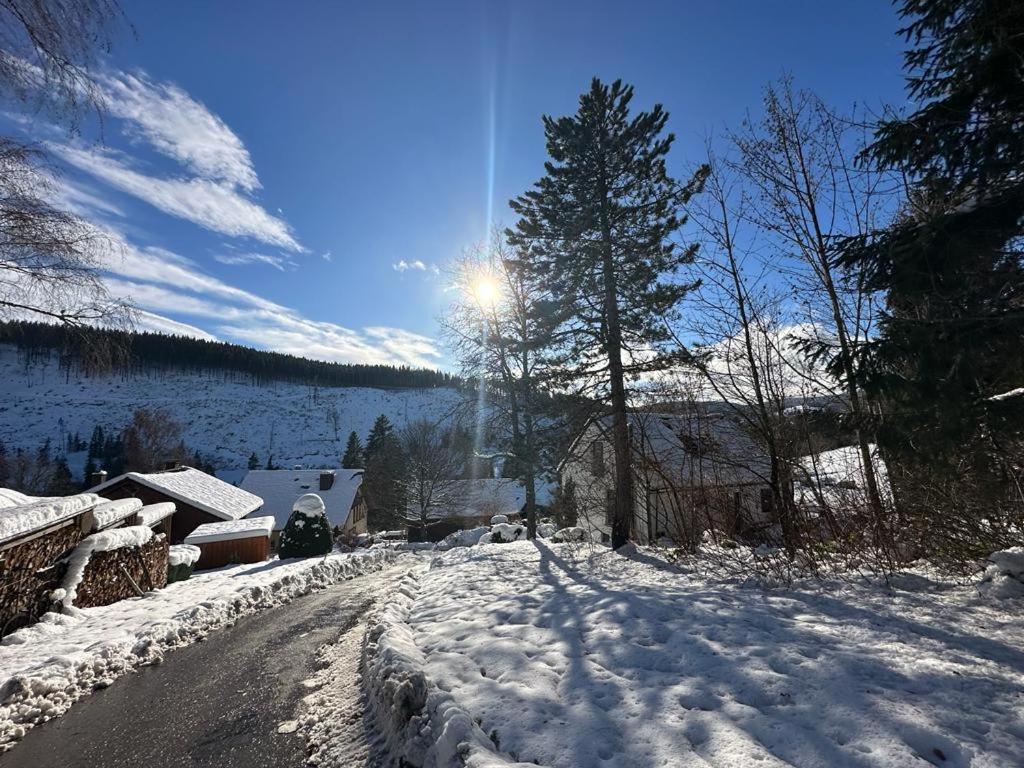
[279,493,333,558]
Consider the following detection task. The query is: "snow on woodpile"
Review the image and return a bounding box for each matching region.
[367,541,1024,767]
[93,467,262,521]
[168,544,201,567]
[91,498,143,529]
[51,526,156,610]
[0,493,101,545]
[183,515,275,545]
[0,548,398,750]
[137,502,175,527]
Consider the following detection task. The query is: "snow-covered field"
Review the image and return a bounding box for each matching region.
[0,547,396,750]
[0,344,466,474]
[367,541,1024,768]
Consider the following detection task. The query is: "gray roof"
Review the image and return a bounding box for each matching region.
[240,468,363,530]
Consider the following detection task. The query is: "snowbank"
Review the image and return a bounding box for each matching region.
[550,526,588,543]
[0,548,397,750]
[434,527,489,551]
[479,523,527,544]
[536,523,556,539]
[369,541,1024,767]
[363,567,534,767]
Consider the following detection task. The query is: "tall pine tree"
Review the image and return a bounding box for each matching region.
[838,1,1024,484]
[508,78,706,548]
[342,430,364,468]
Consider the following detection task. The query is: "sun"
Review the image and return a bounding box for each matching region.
[468,273,502,309]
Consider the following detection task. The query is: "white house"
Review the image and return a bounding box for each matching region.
[559,409,772,546]
[240,468,367,543]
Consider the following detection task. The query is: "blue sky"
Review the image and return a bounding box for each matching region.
[9,0,907,368]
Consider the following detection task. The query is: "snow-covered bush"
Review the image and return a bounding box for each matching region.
[167,544,201,583]
[979,548,1024,599]
[434,526,489,551]
[279,493,333,559]
[537,522,557,539]
[551,526,589,543]
[482,522,527,544]
[489,514,509,526]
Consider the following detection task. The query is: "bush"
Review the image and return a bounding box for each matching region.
[279,493,333,559]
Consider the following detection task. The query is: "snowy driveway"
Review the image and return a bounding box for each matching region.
[1,564,405,768]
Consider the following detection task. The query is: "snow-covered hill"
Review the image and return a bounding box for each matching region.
[0,345,468,478]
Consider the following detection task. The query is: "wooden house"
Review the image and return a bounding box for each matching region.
[184,516,275,569]
[239,468,367,546]
[90,466,263,543]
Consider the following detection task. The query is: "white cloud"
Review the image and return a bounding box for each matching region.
[53,143,304,251]
[102,71,259,191]
[213,251,296,271]
[393,259,427,272]
[98,236,443,369]
[133,309,218,341]
[322,250,332,262]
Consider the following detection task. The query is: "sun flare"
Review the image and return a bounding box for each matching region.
[468,273,502,309]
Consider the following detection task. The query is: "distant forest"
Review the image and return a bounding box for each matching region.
[0,321,460,390]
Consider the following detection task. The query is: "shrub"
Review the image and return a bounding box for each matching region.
[279,493,333,558]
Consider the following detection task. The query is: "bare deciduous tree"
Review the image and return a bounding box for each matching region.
[400,418,463,533]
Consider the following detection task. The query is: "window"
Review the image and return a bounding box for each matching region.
[591,441,605,476]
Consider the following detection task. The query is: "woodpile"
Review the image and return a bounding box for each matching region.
[0,520,85,635]
[72,535,169,609]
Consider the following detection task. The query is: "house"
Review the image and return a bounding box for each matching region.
[239,468,367,545]
[406,478,537,542]
[90,466,263,543]
[184,516,275,569]
[794,444,891,518]
[559,409,772,546]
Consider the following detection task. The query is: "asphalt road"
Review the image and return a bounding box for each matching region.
[1,566,403,768]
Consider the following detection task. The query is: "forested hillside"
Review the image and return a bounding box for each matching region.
[0,322,458,389]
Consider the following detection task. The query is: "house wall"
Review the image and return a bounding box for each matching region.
[99,479,219,543]
[193,535,269,569]
[341,491,368,536]
[72,535,169,609]
[561,421,770,546]
[0,516,89,636]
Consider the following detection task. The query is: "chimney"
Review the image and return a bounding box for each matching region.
[90,469,108,487]
[320,470,336,491]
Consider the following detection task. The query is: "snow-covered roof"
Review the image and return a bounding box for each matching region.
[91,467,263,522]
[568,410,767,486]
[794,444,892,511]
[0,491,102,545]
[184,516,275,545]
[137,502,176,527]
[239,468,363,530]
[420,479,529,520]
[92,498,143,530]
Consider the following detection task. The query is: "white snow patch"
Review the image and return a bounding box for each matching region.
[434,527,489,551]
[0,493,101,544]
[137,502,175,527]
[168,544,201,567]
[980,547,1024,599]
[367,541,1024,767]
[91,498,143,529]
[293,493,327,518]
[489,514,508,526]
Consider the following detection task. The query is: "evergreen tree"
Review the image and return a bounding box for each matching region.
[265,453,276,470]
[248,451,260,470]
[363,414,395,463]
[342,431,364,468]
[88,425,104,458]
[838,1,1024,483]
[508,78,706,548]
[278,493,333,558]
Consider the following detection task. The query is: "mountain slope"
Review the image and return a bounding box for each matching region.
[0,345,467,478]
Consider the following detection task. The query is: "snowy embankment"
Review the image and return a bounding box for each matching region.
[0,548,396,750]
[365,541,1024,768]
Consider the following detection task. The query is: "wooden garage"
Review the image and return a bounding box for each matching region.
[184,516,275,569]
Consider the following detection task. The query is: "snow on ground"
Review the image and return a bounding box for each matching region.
[367,540,1024,768]
[0,548,397,750]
